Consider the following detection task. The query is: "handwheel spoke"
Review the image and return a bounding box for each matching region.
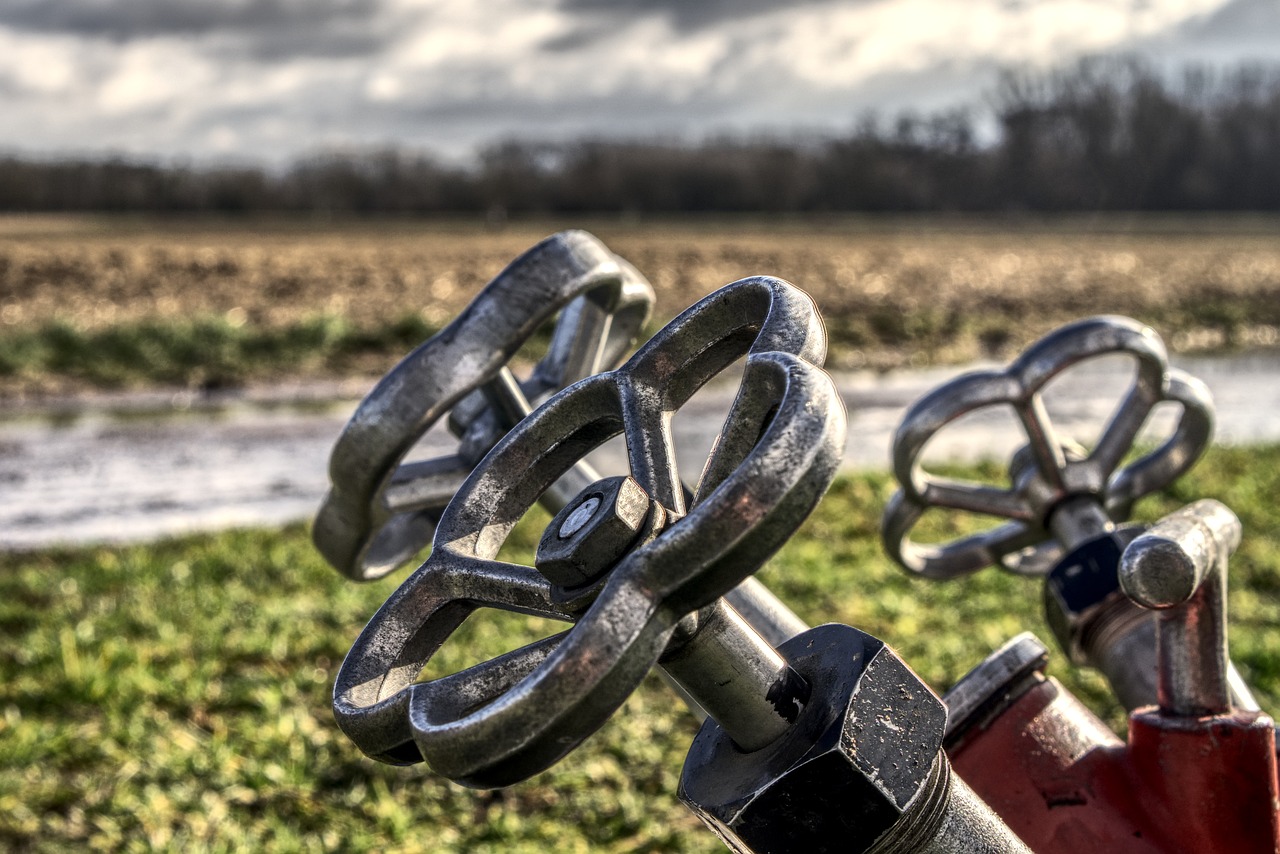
[923,480,1036,521]
[883,316,1211,579]
[620,384,685,515]
[540,458,605,516]
[337,277,841,787]
[481,367,536,430]
[1108,370,1214,514]
[332,553,570,761]
[534,296,613,390]
[412,633,568,723]
[1017,395,1067,489]
[1090,384,1155,476]
[384,455,474,515]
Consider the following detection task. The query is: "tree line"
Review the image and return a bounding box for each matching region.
[3,56,1279,214]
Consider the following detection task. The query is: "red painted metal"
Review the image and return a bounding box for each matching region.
[949,674,1280,853]
[1126,708,1279,854]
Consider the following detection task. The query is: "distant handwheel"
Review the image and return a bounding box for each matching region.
[882,315,1213,579]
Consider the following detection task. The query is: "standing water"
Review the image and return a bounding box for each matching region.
[2,351,1278,550]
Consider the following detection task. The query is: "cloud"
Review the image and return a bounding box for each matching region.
[1159,0,1280,60]
[555,0,843,33]
[0,0,1258,164]
[0,0,407,60]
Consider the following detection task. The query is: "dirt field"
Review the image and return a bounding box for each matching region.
[2,214,1278,392]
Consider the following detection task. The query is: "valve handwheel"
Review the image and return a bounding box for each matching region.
[332,277,845,788]
[314,230,655,581]
[882,315,1213,579]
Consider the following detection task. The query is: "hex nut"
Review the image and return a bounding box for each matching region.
[535,476,652,588]
[679,624,948,853]
[1042,526,1144,663]
[1008,439,1091,524]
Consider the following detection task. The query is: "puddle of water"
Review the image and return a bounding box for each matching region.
[2,350,1278,550]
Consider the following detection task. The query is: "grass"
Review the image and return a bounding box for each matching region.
[0,314,441,393]
[2,214,1279,395]
[2,445,1278,852]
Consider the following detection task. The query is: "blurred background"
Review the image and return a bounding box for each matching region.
[2,2,1280,851]
[1,0,1278,212]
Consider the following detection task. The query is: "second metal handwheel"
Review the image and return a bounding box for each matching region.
[314,230,655,581]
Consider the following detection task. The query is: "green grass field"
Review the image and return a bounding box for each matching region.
[3,446,1278,853]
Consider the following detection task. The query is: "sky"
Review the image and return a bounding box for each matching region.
[1,0,1277,166]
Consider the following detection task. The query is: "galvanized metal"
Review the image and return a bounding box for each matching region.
[333,276,845,788]
[1041,519,1260,715]
[314,229,655,581]
[535,475,652,589]
[312,229,813,654]
[1120,499,1240,717]
[882,315,1214,580]
[536,474,809,750]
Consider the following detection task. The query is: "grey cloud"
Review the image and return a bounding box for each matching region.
[540,21,617,53]
[1136,0,1280,67]
[1178,0,1280,41]
[0,0,406,60]
[555,0,843,32]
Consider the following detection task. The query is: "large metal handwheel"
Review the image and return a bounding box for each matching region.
[332,277,845,788]
[881,315,1214,580]
[314,230,654,581]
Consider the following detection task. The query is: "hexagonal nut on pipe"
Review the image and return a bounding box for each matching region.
[535,475,653,588]
[679,624,951,853]
[1041,526,1145,663]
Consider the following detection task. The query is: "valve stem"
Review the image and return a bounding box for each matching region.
[661,600,811,752]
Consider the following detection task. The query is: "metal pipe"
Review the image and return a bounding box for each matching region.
[660,600,810,751]
[1120,499,1240,717]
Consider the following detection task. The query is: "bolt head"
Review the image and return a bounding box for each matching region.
[536,476,652,588]
[680,625,947,853]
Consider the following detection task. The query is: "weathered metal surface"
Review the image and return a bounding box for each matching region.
[332,277,845,787]
[942,632,1050,746]
[1040,527,1140,652]
[947,658,1166,852]
[1125,708,1280,853]
[660,599,809,752]
[314,229,655,581]
[680,624,1030,853]
[882,315,1213,580]
[1120,499,1240,717]
[1123,501,1280,850]
[310,230,814,653]
[947,499,1279,853]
